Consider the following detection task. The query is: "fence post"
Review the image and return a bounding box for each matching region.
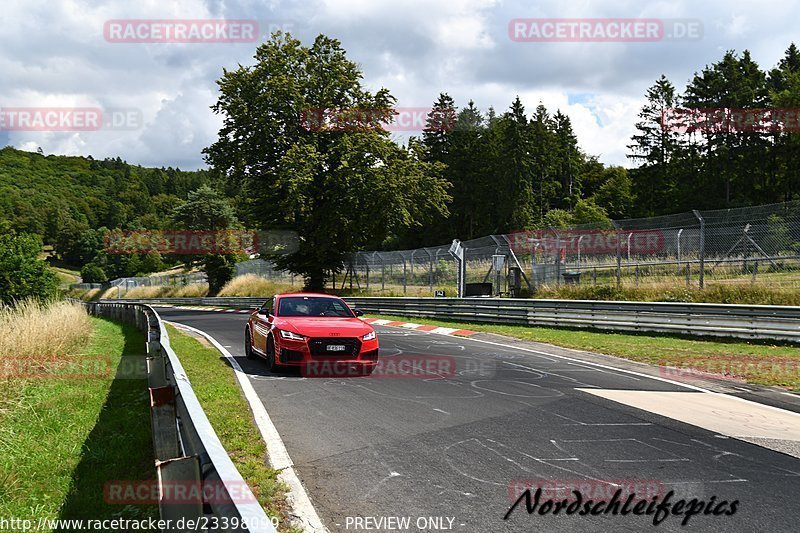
[380,254,385,291]
[693,210,705,289]
[427,249,434,293]
[401,254,407,295]
[753,261,758,283]
[461,248,468,297]
[349,257,354,290]
[611,221,622,289]
[551,228,561,288]
[635,264,639,288]
[593,268,597,286]
[685,263,690,287]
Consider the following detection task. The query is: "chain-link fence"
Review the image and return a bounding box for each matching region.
[235,258,297,284]
[339,200,800,296]
[97,201,798,297]
[71,272,208,292]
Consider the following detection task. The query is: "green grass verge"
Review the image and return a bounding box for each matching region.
[531,283,800,306]
[164,325,299,533]
[0,317,156,529]
[370,314,800,390]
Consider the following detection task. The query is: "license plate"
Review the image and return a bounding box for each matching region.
[327,345,346,352]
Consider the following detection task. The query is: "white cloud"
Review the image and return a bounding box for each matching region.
[1,0,798,168]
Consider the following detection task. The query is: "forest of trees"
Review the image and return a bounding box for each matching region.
[1,40,799,287]
[0,147,210,280]
[395,95,630,248]
[395,43,800,248]
[629,44,800,215]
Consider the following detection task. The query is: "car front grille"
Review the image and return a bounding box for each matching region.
[308,337,361,357]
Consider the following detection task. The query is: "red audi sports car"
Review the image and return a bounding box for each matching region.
[244,293,379,375]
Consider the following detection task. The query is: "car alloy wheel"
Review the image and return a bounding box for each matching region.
[266,334,278,372]
[244,328,255,360]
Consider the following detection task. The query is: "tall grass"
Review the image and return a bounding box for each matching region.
[0,300,92,412]
[122,283,210,299]
[217,274,295,297]
[0,300,91,360]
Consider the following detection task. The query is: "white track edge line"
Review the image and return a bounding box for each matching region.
[164,321,328,533]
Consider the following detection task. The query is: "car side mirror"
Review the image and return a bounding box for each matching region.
[353,308,364,317]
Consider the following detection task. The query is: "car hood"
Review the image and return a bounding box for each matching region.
[279,317,374,337]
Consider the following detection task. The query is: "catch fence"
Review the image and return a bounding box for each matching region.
[342,200,800,296]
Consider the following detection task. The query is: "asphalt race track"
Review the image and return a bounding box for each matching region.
[158,308,800,532]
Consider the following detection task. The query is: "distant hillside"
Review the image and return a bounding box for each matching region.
[0,146,209,246]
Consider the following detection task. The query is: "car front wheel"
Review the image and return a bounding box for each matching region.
[244,328,255,360]
[266,335,278,373]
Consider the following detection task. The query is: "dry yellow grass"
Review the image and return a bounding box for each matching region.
[122,284,210,299]
[217,274,295,297]
[1,300,93,409]
[171,284,209,297]
[0,300,91,360]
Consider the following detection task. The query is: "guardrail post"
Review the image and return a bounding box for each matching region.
[693,209,705,289]
[150,386,181,461]
[156,456,203,529]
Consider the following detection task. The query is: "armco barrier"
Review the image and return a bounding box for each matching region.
[78,301,276,533]
[343,297,800,342]
[108,296,800,342]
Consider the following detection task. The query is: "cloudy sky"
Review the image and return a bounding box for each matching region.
[1,0,797,169]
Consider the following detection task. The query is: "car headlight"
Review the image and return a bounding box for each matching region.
[362,331,376,341]
[279,329,306,341]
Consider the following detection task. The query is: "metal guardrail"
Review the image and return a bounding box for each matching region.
[79,301,276,533]
[115,297,267,309]
[344,297,800,342]
[108,296,800,342]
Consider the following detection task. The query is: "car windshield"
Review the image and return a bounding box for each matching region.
[278,296,354,317]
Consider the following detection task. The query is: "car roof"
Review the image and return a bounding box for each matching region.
[276,293,342,299]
